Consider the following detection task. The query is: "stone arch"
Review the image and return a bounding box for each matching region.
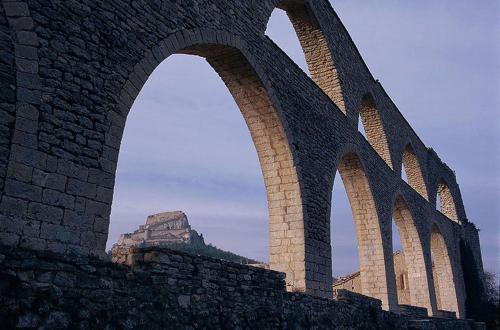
[0,0,482,314]
[267,0,346,113]
[435,179,459,222]
[104,30,305,292]
[430,223,460,315]
[358,93,393,169]
[333,150,390,309]
[392,195,434,313]
[401,144,428,200]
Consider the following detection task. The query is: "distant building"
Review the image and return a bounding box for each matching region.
[333,251,411,305]
[332,271,361,294]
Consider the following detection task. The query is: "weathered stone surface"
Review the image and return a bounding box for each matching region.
[0,245,485,330]
[0,0,486,321]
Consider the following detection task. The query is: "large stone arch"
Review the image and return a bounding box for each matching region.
[103,29,306,293]
[332,148,392,309]
[430,222,461,316]
[391,195,435,313]
[266,0,346,113]
[400,143,428,200]
[358,93,393,169]
[427,151,468,224]
[434,178,460,223]
[0,0,483,313]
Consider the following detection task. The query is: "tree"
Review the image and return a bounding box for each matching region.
[474,271,499,330]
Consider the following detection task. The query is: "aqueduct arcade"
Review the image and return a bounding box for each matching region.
[0,0,485,319]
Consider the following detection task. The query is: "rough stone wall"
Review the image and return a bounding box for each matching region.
[0,245,486,329]
[0,0,485,320]
[0,3,16,194]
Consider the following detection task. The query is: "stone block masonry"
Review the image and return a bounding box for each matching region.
[0,0,487,322]
[0,245,486,329]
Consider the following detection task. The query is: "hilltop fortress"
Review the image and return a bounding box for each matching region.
[113,211,205,249]
[111,211,260,266]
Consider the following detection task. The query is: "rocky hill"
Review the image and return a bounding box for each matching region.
[111,211,260,265]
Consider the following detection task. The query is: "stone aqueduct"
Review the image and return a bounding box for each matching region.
[0,0,485,319]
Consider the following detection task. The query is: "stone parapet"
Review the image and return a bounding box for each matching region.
[116,245,286,292]
[0,245,486,329]
[435,310,457,319]
[399,304,429,319]
[334,288,383,309]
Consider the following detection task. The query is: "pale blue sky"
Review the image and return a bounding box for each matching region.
[108,1,499,277]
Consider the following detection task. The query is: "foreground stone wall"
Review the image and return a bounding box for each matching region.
[0,0,486,319]
[0,245,486,329]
